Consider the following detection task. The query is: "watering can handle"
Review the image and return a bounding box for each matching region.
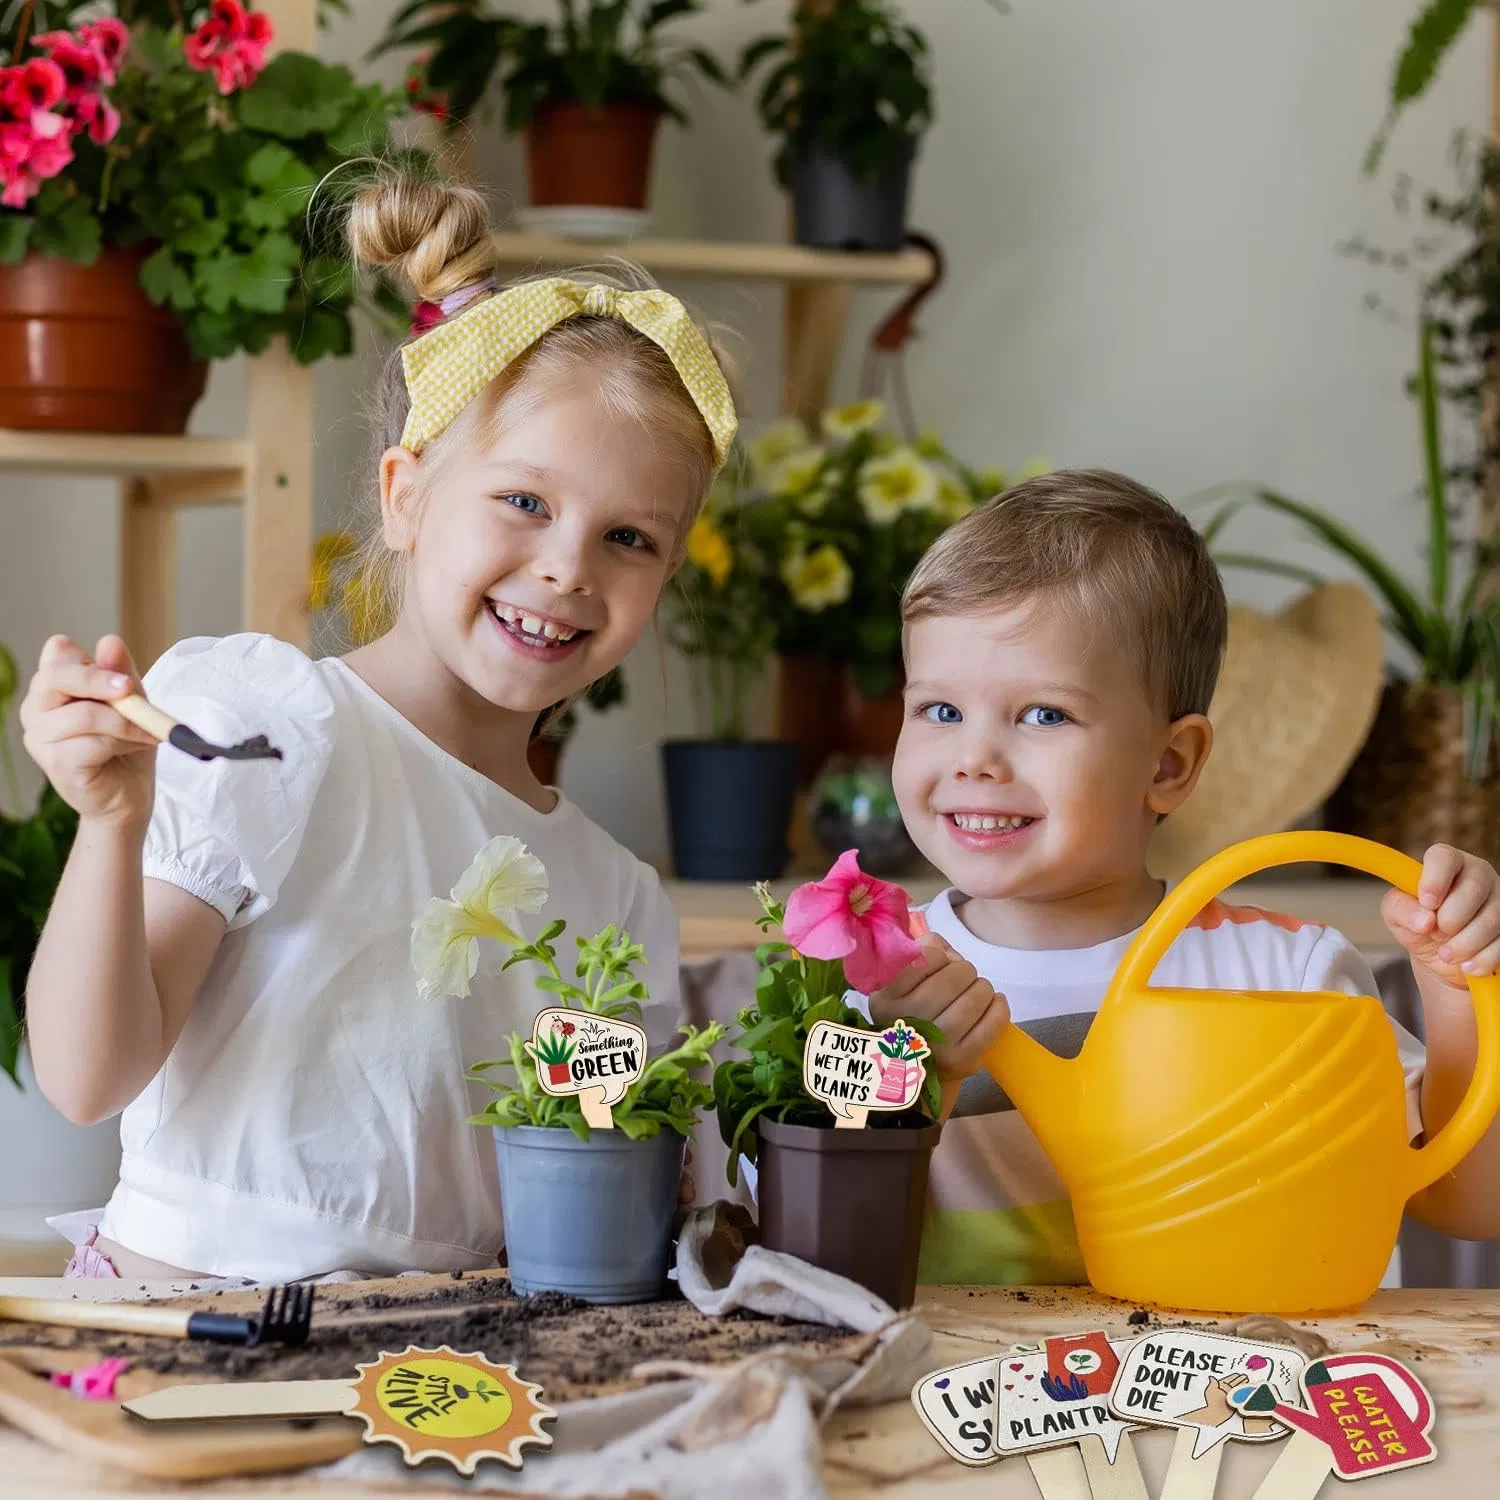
[1110,830,1500,1193]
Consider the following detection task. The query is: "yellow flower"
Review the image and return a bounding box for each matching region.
[822,399,886,442]
[1017,457,1052,482]
[858,446,940,523]
[686,515,734,588]
[410,836,550,1001]
[309,530,357,612]
[766,446,828,498]
[782,543,853,611]
[936,471,973,521]
[750,418,812,478]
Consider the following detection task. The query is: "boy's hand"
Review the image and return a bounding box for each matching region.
[1381,843,1500,987]
[20,634,158,830]
[868,934,1010,1084]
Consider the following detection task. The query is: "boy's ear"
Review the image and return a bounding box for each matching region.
[1147,712,1213,816]
[379,447,422,551]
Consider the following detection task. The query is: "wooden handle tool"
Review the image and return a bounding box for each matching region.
[0,1284,313,1347]
[114,693,282,763]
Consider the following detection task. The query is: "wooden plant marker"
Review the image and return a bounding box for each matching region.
[992,1333,1150,1500]
[124,1345,555,1476]
[525,1008,646,1129]
[803,1017,928,1128]
[1107,1329,1308,1500]
[1243,1353,1436,1500]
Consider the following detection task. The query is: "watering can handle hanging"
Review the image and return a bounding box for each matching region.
[1108,830,1500,1194]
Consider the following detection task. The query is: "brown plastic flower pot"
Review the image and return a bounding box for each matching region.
[0,246,207,432]
[756,1114,941,1309]
[525,101,663,210]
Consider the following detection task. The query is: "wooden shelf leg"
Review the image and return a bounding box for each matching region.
[244,342,313,651]
[119,478,175,671]
[783,280,855,425]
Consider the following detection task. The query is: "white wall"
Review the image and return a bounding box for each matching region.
[0,0,1490,862]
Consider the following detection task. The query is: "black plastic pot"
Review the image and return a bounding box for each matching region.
[662,739,800,882]
[756,1115,941,1309]
[787,141,918,253]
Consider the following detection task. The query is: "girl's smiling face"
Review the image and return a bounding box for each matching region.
[381,369,697,715]
[892,600,1211,910]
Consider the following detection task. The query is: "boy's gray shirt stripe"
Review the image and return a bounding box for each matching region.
[950,1012,1094,1117]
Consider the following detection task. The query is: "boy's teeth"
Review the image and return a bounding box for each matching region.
[953,813,1031,832]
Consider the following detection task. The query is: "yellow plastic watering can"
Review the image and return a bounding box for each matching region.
[981,831,1500,1314]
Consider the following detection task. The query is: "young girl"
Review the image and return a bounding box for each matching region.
[18,171,737,1283]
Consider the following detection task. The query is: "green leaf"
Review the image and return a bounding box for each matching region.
[1211,552,1328,590]
[246,142,319,197]
[1367,0,1483,174]
[33,196,101,265]
[0,216,30,264]
[0,958,19,1089]
[139,247,194,311]
[237,55,359,139]
[1417,319,1449,621]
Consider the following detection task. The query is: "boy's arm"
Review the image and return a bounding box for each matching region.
[1408,964,1500,1239]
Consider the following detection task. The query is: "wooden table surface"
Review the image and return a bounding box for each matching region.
[2,1284,1495,1498]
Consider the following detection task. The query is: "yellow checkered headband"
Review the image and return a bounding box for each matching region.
[400,277,738,466]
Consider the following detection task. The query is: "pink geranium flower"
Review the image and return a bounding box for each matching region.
[781,849,923,994]
[74,91,120,146]
[80,18,130,85]
[185,0,273,96]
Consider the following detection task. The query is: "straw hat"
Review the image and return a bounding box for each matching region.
[1147,581,1385,880]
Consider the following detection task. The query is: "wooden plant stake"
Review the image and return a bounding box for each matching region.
[123,1346,555,1476]
[1243,1353,1437,1500]
[803,1017,928,1128]
[1107,1329,1309,1500]
[526,1008,646,1129]
[992,1333,1149,1500]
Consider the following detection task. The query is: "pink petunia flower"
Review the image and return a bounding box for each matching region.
[185,0,273,96]
[781,849,923,995]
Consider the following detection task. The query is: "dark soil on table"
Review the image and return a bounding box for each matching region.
[0,1275,863,1401]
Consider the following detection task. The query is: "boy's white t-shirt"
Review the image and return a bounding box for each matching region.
[858,887,1426,1287]
[93,634,681,1282]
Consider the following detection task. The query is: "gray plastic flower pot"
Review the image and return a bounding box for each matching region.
[493,1124,684,1303]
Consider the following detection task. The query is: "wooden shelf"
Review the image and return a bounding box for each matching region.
[670,873,1401,959]
[0,430,247,479]
[490,232,935,287]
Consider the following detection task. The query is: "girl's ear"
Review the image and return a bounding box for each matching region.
[380,447,422,551]
[1147,713,1213,817]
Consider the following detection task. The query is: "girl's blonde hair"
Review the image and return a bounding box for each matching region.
[340,169,734,640]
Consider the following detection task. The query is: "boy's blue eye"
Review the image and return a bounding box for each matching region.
[606,526,655,552]
[1021,705,1069,727]
[501,492,543,514]
[921,703,963,725]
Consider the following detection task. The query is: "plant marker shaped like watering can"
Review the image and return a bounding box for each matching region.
[980,831,1500,1313]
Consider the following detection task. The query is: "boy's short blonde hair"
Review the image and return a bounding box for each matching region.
[902,468,1228,720]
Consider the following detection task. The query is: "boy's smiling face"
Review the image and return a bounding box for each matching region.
[893,600,1212,916]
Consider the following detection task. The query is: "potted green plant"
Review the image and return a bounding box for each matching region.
[412,835,728,1302]
[0,641,124,1246]
[373,0,728,228]
[736,401,1021,777]
[0,2,410,434]
[739,0,932,252]
[1204,321,1500,858]
[713,852,941,1308]
[660,473,798,881]
[808,754,919,875]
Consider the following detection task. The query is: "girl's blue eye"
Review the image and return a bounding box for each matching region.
[1021,705,1069,727]
[607,526,655,552]
[921,703,963,725]
[501,492,543,514]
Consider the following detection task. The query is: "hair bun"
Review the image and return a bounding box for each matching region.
[348,173,496,303]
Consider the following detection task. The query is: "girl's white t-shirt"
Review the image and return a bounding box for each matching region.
[94,634,681,1282]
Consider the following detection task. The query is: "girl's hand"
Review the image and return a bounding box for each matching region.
[1381,843,1500,987]
[868,934,1010,1084]
[20,634,159,830]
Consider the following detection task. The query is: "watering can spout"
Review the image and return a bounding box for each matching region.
[980,1025,1077,1168]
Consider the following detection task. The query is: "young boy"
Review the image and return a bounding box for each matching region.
[868,468,1500,1283]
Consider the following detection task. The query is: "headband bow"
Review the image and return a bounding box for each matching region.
[400,276,737,466]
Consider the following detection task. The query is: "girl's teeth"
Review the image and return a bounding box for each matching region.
[521,614,543,635]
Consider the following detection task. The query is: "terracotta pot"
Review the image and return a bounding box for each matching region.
[775,654,905,783]
[0,247,207,433]
[1324,679,1500,862]
[526,101,662,210]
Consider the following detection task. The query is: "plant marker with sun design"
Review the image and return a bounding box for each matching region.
[122,1346,555,1475]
